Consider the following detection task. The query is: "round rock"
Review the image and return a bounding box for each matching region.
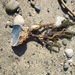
[65,49,73,58]
[14,14,24,25]
[62,39,68,46]
[6,0,19,12]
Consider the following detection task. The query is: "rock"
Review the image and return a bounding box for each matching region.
[64,61,69,71]
[30,25,40,31]
[14,14,24,25]
[68,59,73,63]
[34,5,41,13]
[62,39,68,46]
[55,16,65,27]
[65,49,73,58]
[6,0,19,12]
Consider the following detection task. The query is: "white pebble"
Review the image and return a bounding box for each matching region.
[65,49,73,58]
[6,0,19,11]
[14,14,24,25]
[55,16,65,27]
[68,59,73,63]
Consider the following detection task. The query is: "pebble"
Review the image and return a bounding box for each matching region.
[64,61,69,71]
[68,59,73,63]
[65,49,73,58]
[14,14,24,25]
[62,39,68,46]
[55,16,65,27]
[34,5,41,13]
[6,0,19,12]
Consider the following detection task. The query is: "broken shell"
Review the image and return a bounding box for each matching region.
[30,25,40,31]
[11,25,29,46]
[11,25,22,46]
[6,0,19,12]
[55,16,65,27]
[65,49,73,58]
[14,14,24,25]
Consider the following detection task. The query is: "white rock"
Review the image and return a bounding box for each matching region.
[65,49,73,58]
[55,16,65,27]
[14,14,24,25]
[68,59,73,63]
[6,0,19,11]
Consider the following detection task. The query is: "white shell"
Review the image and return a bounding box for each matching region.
[55,16,65,27]
[14,15,24,25]
[6,0,19,11]
[65,49,73,58]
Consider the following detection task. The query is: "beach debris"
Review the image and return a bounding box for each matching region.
[14,14,25,25]
[11,25,22,46]
[17,27,29,46]
[11,16,75,48]
[6,0,19,12]
[65,49,73,58]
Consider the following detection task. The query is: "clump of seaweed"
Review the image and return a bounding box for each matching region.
[11,17,75,52]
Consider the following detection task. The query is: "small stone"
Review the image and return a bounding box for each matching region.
[62,39,68,46]
[68,59,73,63]
[65,49,73,58]
[6,21,11,25]
[30,25,40,30]
[34,5,41,13]
[6,21,12,28]
[64,61,69,71]
[47,8,50,13]
[14,14,24,25]
[6,0,19,12]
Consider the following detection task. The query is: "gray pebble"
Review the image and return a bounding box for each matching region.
[64,61,69,71]
[34,5,41,13]
[6,0,19,12]
[62,39,68,46]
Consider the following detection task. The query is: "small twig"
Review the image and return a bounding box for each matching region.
[61,0,75,17]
